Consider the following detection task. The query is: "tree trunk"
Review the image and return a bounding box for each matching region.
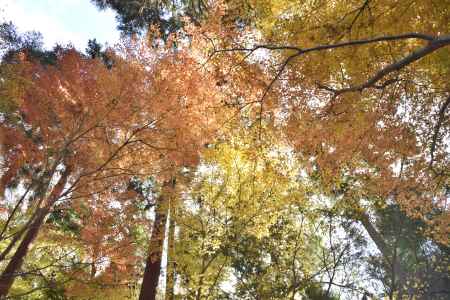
[0,185,31,241]
[0,226,28,262]
[359,213,392,262]
[165,202,176,300]
[359,212,406,297]
[0,168,70,297]
[139,195,169,300]
[0,165,59,262]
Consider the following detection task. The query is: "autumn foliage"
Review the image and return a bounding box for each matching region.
[0,1,449,299]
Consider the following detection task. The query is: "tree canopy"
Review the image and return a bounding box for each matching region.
[0,1,449,299]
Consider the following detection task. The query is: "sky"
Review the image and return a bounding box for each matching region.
[0,0,121,50]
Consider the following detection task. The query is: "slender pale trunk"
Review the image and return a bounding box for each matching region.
[139,195,169,300]
[165,202,176,300]
[0,168,71,297]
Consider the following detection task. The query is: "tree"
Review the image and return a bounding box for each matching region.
[138,179,173,300]
[85,39,114,68]
[0,21,57,65]
[91,0,208,39]
[0,37,222,297]
[205,0,449,246]
[365,204,450,299]
[2,2,449,299]
[168,126,312,299]
[195,2,449,297]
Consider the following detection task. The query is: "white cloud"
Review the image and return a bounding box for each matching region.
[0,0,120,50]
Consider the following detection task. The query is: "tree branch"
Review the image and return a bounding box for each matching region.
[430,95,450,167]
[320,35,450,95]
[214,32,450,97]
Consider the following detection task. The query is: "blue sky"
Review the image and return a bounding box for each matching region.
[0,0,121,50]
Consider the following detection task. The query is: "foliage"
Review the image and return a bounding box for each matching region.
[91,0,208,39]
[1,1,449,299]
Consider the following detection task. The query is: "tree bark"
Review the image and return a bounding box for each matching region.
[359,212,406,297]
[0,165,60,262]
[0,168,71,297]
[0,185,31,241]
[165,202,176,300]
[359,213,391,262]
[139,191,170,300]
[0,225,28,262]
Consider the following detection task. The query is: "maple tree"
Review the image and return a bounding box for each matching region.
[220,1,450,210]
[0,34,224,297]
[202,0,450,245]
[1,1,449,299]
[171,128,307,299]
[194,1,450,298]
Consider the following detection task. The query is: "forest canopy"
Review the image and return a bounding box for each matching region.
[0,1,449,299]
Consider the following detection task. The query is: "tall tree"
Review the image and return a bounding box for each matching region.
[91,0,208,39]
[0,38,222,297]
[1,2,449,299]
[195,2,450,297]
[205,0,450,246]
